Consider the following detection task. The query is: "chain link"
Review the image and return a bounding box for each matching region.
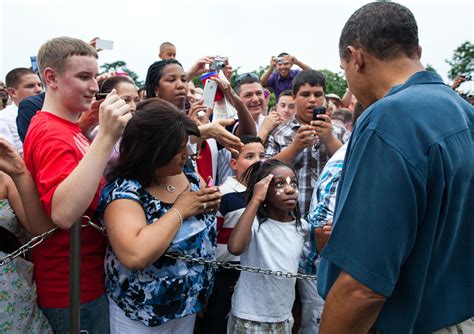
[0,216,106,266]
[164,253,317,281]
[0,217,316,280]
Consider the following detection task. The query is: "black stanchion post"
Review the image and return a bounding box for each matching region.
[70,221,81,334]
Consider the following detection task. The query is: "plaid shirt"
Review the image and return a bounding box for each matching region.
[264,117,345,217]
[301,143,348,274]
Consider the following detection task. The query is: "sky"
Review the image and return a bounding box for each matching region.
[0,0,472,89]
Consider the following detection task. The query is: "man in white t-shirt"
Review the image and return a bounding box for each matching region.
[1,68,42,154]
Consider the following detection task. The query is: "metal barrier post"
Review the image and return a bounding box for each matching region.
[70,221,81,334]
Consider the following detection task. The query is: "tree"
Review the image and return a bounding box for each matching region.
[100,60,144,87]
[425,63,437,73]
[446,41,474,80]
[319,69,347,98]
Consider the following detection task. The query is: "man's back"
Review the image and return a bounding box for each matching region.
[319,71,474,333]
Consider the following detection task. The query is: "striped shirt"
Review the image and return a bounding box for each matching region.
[302,143,348,274]
[216,177,246,262]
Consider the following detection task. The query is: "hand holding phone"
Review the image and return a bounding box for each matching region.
[312,106,326,122]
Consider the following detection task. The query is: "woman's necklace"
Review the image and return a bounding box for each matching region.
[155,177,175,193]
[165,177,175,193]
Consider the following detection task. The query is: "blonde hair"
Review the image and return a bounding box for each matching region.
[37,36,98,77]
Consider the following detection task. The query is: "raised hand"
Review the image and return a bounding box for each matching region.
[0,139,27,176]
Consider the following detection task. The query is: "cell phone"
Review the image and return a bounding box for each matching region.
[95,93,108,100]
[206,178,214,188]
[30,56,38,73]
[95,38,114,50]
[312,106,326,121]
[203,79,218,108]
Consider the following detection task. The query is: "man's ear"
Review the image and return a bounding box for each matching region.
[42,68,58,89]
[230,158,238,171]
[6,87,16,99]
[347,46,365,72]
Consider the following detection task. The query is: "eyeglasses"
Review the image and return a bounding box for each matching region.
[236,72,260,87]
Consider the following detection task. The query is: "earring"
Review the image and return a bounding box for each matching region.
[155,91,160,98]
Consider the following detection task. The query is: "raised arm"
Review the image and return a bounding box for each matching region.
[51,91,132,228]
[211,76,256,137]
[0,139,55,235]
[228,174,273,255]
[260,56,277,87]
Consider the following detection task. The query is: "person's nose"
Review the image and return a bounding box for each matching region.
[91,78,99,94]
[34,83,42,94]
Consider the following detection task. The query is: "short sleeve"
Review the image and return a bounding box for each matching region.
[31,138,83,217]
[101,178,147,208]
[320,129,423,297]
[266,72,277,90]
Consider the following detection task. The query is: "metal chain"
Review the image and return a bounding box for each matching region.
[0,216,105,266]
[164,253,317,281]
[0,217,316,280]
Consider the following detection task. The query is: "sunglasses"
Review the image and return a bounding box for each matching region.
[236,72,260,86]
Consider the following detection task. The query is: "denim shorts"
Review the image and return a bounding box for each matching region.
[40,294,109,334]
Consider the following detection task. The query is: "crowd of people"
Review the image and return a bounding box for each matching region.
[0,2,472,334]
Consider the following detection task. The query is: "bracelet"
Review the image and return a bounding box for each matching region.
[170,208,183,228]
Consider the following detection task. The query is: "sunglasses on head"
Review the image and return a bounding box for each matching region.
[236,72,260,86]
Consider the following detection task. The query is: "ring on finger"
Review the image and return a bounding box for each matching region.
[202,202,208,210]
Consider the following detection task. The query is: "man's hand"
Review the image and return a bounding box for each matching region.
[270,56,277,69]
[97,89,132,143]
[311,114,334,144]
[204,119,243,155]
[186,56,215,81]
[291,125,318,151]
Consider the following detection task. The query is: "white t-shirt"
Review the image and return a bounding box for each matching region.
[0,103,23,156]
[231,217,310,323]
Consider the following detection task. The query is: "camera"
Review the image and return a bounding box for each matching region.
[277,57,284,65]
[312,106,326,121]
[461,74,472,81]
[209,57,227,71]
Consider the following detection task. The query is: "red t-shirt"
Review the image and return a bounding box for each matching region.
[24,111,106,308]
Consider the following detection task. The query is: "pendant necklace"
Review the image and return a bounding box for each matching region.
[165,177,175,193]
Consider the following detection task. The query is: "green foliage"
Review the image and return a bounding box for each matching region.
[100,61,144,87]
[446,41,474,80]
[425,63,437,73]
[319,69,347,98]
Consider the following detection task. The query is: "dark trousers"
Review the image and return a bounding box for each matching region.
[198,266,240,334]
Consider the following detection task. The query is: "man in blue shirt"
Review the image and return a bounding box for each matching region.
[318,2,474,333]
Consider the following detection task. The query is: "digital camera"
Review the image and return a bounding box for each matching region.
[210,57,227,71]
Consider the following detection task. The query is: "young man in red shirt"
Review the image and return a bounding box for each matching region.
[23,36,132,333]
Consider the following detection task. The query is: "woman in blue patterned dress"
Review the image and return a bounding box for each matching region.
[99,98,221,333]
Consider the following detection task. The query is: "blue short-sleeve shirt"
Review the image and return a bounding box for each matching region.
[318,71,474,333]
[98,167,217,327]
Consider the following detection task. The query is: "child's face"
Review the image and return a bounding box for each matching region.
[276,95,296,122]
[231,142,265,181]
[294,83,325,124]
[55,55,99,113]
[160,46,176,60]
[265,166,298,212]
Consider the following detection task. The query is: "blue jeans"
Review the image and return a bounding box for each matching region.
[40,294,109,334]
